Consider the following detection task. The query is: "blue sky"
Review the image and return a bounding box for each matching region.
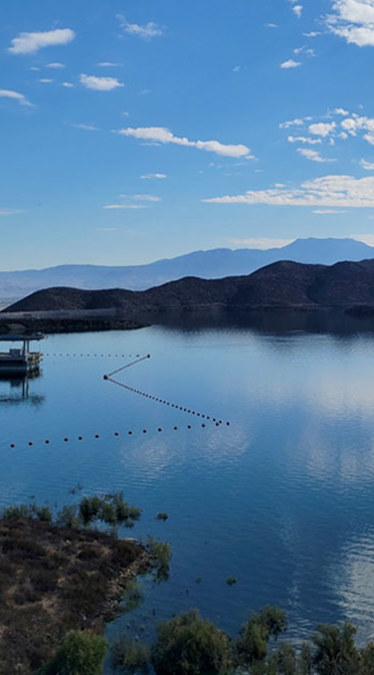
[2,0,374,270]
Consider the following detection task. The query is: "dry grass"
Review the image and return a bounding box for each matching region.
[0,517,150,674]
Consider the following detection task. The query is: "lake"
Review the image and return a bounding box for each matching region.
[2,320,374,667]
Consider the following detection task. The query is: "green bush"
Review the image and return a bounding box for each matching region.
[151,609,233,674]
[112,635,150,673]
[235,606,287,666]
[40,630,107,675]
[146,536,171,582]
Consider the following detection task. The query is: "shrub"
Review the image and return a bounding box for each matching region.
[151,609,233,675]
[112,635,150,673]
[40,630,107,675]
[146,536,171,583]
[235,606,287,666]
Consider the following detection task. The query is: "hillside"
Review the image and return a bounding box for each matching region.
[1,237,373,305]
[6,259,374,320]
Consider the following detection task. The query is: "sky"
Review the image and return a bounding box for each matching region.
[2,0,374,270]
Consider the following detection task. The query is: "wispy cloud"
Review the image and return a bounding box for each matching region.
[117,126,253,158]
[280,59,301,69]
[72,123,98,131]
[61,81,74,88]
[227,237,294,249]
[0,208,24,216]
[294,46,315,56]
[0,89,33,106]
[80,74,124,91]
[288,135,322,144]
[313,209,347,214]
[46,62,65,69]
[360,158,374,170]
[140,173,167,179]
[203,175,374,208]
[297,148,336,162]
[97,61,119,67]
[103,204,146,209]
[38,78,53,84]
[130,194,161,202]
[117,15,163,40]
[279,117,306,129]
[326,0,374,47]
[9,28,75,55]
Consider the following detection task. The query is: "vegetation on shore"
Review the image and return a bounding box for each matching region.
[0,493,170,674]
[109,605,374,674]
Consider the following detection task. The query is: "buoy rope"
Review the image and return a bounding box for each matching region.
[105,354,151,379]
[103,354,229,426]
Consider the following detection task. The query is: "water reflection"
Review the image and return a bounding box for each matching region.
[3,326,374,650]
[0,373,45,406]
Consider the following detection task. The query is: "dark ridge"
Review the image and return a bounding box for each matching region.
[1,237,374,304]
[5,259,374,318]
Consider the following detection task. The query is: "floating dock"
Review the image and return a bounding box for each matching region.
[0,333,44,375]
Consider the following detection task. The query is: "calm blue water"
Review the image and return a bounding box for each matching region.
[2,323,374,664]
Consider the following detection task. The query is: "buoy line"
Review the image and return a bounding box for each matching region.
[5,353,231,448]
[7,421,229,448]
[43,353,140,358]
[103,354,230,427]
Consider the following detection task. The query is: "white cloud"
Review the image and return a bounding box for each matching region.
[72,123,98,131]
[9,28,75,55]
[117,15,163,40]
[309,121,336,136]
[0,208,24,216]
[294,46,315,56]
[334,107,349,116]
[38,78,53,83]
[297,148,336,162]
[313,209,347,214]
[118,193,161,202]
[280,59,301,68]
[131,194,161,202]
[97,61,119,67]
[360,158,374,170]
[266,23,278,28]
[0,89,33,106]
[303,31,321,37]
[103,204,146,209]
[279,118,305,129]
[327,0,374,46]
[140,173,167,179]
[352,233,374,245]
[80,74,124,91]
[203,175,374,208]
[227,237,294,249]
[232,65,241,72]
[288,135,322,144]
[288,0,303,15]
[117,126,253,158]
[341,115,374,144]
[46,62,65,69]
[292,5,303,17]
[61,81,74,88]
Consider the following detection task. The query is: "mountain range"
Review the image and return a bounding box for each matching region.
[7,259,374,320]
[1,237,374,306]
